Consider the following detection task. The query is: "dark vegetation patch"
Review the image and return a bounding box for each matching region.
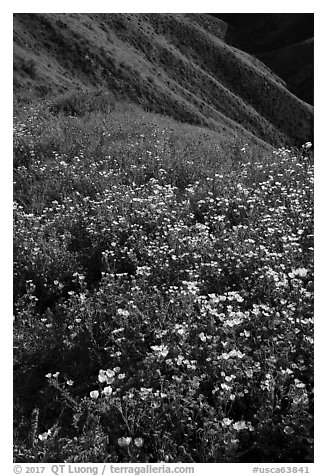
[213,13,314,105]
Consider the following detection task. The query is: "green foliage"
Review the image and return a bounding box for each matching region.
[13,102,313,463]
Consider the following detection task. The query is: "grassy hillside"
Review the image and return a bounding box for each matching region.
[13,13,313,148]
[14,96,272,204]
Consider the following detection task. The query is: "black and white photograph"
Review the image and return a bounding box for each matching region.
[11,3,316,470]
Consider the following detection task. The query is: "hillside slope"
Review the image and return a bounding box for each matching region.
[257,38,314,105]
[13,13,313,148]
[214,13,314,105]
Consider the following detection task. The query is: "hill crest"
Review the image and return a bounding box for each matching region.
[13,13,313,148]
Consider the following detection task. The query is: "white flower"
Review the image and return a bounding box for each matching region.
[233,421,247,431]
[199,332,206,342]
[222,418,233,426]
[117,308,130,317]
[103,385,113,397]
[118,436,132,447]
[302,142,312,149]
[134,437,144,447]
[289,268,308,279]
[98,369,108,383]
[38,429,51,441]
[151,345,169,358]
[284,426,294,435]
[90,390,99,399]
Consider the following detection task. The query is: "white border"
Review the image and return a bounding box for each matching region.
[3,3,324,475]
[6,1,316,14]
